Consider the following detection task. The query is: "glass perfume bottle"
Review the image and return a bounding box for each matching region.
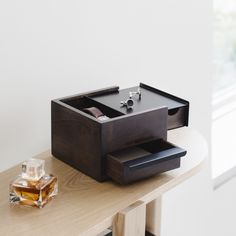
[9,159,58,208]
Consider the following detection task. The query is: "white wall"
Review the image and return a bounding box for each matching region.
[2,1,234,236]
[0,0,211,171]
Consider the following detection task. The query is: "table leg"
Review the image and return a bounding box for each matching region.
[146,197,162,236]
[113,201,146,236]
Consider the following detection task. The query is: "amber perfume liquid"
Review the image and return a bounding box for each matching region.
[9,159,58,208]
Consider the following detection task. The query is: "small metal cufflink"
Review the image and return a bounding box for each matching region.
[120,98,134,110]
[129,88,141,100]
[120,88,141,110]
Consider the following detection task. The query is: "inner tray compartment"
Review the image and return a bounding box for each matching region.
[89,83,189,129]
[61,96,125,120]
[106,139,187,184]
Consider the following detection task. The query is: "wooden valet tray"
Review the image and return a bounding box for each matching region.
[51,83,189,183]
[90,83,189,130]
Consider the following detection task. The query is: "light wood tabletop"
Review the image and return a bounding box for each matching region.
[0,127,207,236]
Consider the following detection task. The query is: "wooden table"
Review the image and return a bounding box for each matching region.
[0,128,207,236]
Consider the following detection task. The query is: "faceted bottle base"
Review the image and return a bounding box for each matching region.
[9,174,58,208]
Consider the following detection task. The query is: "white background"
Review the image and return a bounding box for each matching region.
[1,1,236,236]
[0,0,211,171]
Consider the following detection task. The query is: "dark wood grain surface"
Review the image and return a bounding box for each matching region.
[51,83,189,183]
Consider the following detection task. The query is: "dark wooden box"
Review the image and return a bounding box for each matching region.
[51,83,189,183]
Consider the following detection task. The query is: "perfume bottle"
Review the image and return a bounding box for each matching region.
[9,159,58,208]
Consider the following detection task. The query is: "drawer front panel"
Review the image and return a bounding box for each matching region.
[106,139,187,184]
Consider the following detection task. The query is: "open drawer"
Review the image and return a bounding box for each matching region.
[106,139,187,184]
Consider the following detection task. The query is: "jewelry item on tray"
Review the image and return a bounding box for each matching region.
[120,98,134,110]
[83,107,110,121]
[129,88,141,100]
